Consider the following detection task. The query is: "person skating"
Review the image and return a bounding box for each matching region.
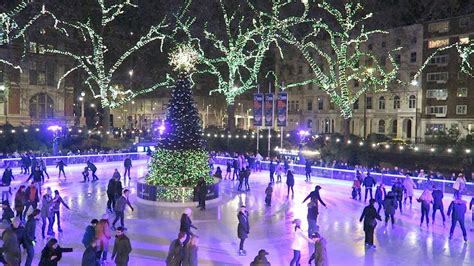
[417,189,433,228]
[81,219,98,249]
[264,183,273,207]
[24,209,40,266]
[244,167,251,191]
[1,200,14,225]
[391,178,405,213]
[166,231,186,266]
[403,174,416,204]
[196,177,207,210]
[112,169,121,180]
[225,160,232,180]
[1,167,14,202]
[232,158,239,181]
[107,177,117,212]
[383,191,397,227]
[96,213,111,263]
[286,169,295,197]
[351,176,361,200]
[305,160,312,182]
[432,185,446,226]
[453,173,466,199]
[111,227,132,266]
[39,238,73,266]
[302,186,327,209]
[112,189,134,229]
[182,235,199,266]
[1,217,21,265]
[269,160,275,184]
[27,166,44,190]
[359,199,382,249]
[87,161,99,181]
[237,206,249,256]
[180,208,197,243]
[307,199,319,237]
[56,160,67,179]
[24,182,40,217]
[81,237,99,266]
[49,190,71,233]
[250,249,271,266]
[362,172,376,202]
[214,166,222,179]
[308,232,328,266]
[123,157,132,180]
[290,219,314,266]
[39,158,50,180]
[237,168,245,191]
[14,185,26,221]
[81,167,90,182]
[40,188,53,238]
[470,196,474,231]
[374,183,386,214]
[447,194,468,242]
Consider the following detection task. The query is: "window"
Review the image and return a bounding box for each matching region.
[29,93,54,119]
[307,99,313,111]
[380,55,386,65]
[428,38,449,49]
[378,120,385,133]
[37,44,46,54]
[426,106,447,115]
[353,99,359,110]
[378,96,385,110]
[298,65,303,74]
[37,72,46,85]
[426,89,448,100]
[366,96,372,109]
[408,95,416,108]
[426,72,448,82]
[381,41,386,48]
[425,123,445,134]
[318,98,324,110]
[395,54,401,64]
[457,87,468,97]
[395,39,402,46]
[393,96,400,109]
[410,52,417,63]
[428,21,449,33]
[428,54,448,65]
[307,119,313,128]
[29,42,37,53]
[368,43,373,50]
[459,36,470,44]
[459,17,470,27]
[456,105,467,115]
[392,120,397,134]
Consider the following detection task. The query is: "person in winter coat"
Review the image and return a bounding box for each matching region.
[49,190,70,233]
[14,185,26,220]
[269,160,275,183]
[352,175,362,200]
[112,169,121,180]
[359,199,382,248]
[275,161,282,183]
[81,219,98,248]
[250,249,271,266]
[453,173,466,199]
[290,219,314,266]
[383,191,398,226]
[196,178,207,210]
[111,227,132,266]
[56,160,67,179]
[1,167,14,202]
[1,219,21,266]
[447,194,468,242]
[106,177,117,212]
[470,197,474,231]
[307,200,319,237]
[418,189,434,228]
[302,186,327,213]
[24,182,40,217]
[166,231,186,266]
[86,161,98,181]
[237,206,249,256]
[391,179,405,213]
[403,175,417,204]
[81,167,90,182]
[81,237,99,266]
[112,189,134,229]
[1,200,14,225]
[24,209,40,266]
[264,183,273,207]
[214,166,222,179]
[182,235,198,266]
[123,157,132,180]
[180,208,197,242]
[96,214,111,262]
[40,188,53,238]
[225,160,232,180]
[305,160,312,182]
[362,172,376,202]
[374,184,386,214]
[432,185,446,225]
[286,170,295,197]
[308,232,328,266]
[39,238,72,266]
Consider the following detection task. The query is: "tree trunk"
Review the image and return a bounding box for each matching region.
[343,117,351,141]
[226,104,235,132]
[102,106,111,133]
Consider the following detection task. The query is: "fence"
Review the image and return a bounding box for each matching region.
[214,156,474,196]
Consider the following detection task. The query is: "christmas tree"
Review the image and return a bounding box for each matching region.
[146,44,213,201]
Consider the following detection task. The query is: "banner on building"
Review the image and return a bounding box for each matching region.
[276,92,288,127]
[253,93,264,127]
[264,93,274,127]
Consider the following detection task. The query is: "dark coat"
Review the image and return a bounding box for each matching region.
[375,187,386,202]
[24,218,36,244]
[107,179,116,195]
[87,162,97,172]
[180,214,197,235]
[82,225,96,248]
[383,192,397,215]
[286,172,295,186]
[39,246,62,266]
[124,158,132,168]
[182,245,198,266]
[302,190,327,207]
[2,169,14,186]
[1,206,14,222]
[112,235,132,265]
[363,175,376,188]
[82,245,100,266]
[237,211,249,239]
[1,227,21,265]
[166,239,184,266]
[307,201,318,220]
[27,170,44,183]
[432,189,444,209]
[250,254,271,266]
[447,200,467,221]
[391,183,404,201]
[359,205,381,231]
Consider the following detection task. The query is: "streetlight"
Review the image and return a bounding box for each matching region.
[78,92,86,126]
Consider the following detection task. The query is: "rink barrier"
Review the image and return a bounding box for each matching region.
[1,152,149,168]
[214,156,474,197]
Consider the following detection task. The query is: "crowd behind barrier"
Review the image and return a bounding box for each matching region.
[213,156,474,197]
[1,152,148,169]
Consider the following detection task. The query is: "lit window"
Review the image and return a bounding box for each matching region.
[459,36,470,44]
[426,89,448,100]
[29,42,37,53]
[457,87,468,97]
[428,38,449,49]
[428,21,449,33]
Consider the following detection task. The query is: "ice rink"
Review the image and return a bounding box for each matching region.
[5,160,473,265]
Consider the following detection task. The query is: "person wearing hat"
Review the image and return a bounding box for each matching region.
[359,199,382,248]
[1,217,21,265]
[111,227,132,266]
[237,206,249,256]
[1,200,14,226]
[82,219,99,249]
[250,249,271,266]
[309,232,328,266]
[25,209,41,266]
[290,219,314,266]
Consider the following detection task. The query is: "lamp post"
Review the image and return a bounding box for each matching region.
[205,104,211,128]
[48,125,62,155]
[79,92,86,127]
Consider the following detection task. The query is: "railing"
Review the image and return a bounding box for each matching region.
[1,152,148,168]
[214,156,474,196]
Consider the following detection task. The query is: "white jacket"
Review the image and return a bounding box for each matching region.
[291,227,312,251]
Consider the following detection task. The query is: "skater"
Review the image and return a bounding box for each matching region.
[56,160,67,179]
[417,188,433,228]
[49,190,70,233]
[107,177,117,212]
[447,194,468,242]
[453,173,466,199]
[81,238,99,266]
[352,175,361,201]
[24,181,40,217]
[302,186,327,210]
[112,169,121,180]
[1,166,14,201]
[111,227,132,266]
[374,183,386,214]
[275,160,282,183]
[24,209,41,266]
[289,219,314,266]
[1,217,21,266]
[470,196,474,231]
[166,231,186,266]
[250,249,271,266]
[237,168,245,191]
[96,213,111,263]
[81,167,90,182]
[180,208,197,242]
[39,238,73,265]
[383,191,397,227]
[27,165,44,188]
[359,199,381,248]
[305,160,312,182]
[308,232,328,266]
[232,158,239,181]
[264,183,273,207]
[255,153,263,172]
[307,199,319,237]
[40,188,53,239]
[214,166,222,179]
[14,185,26,220]
[286,169,295,197]
[363,172,376,202]
[196,177,207,210]
[182,235,199,266]
[269,160,275,184]
[391,178,405,213]
[244,167,251,191]
[403,174,416,204]
[1,200,14,225]
[123,156,132,180]
[237,206,249,256]
[112,189,134,229]
[81,219,98,249]
[39,158,50,180]
[225,160,232,180]
[432,185,446,226]
[87,161,99,181]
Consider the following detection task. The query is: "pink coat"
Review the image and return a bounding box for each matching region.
[96,219,111,251]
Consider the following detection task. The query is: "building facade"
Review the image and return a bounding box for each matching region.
[421,15,474,138]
